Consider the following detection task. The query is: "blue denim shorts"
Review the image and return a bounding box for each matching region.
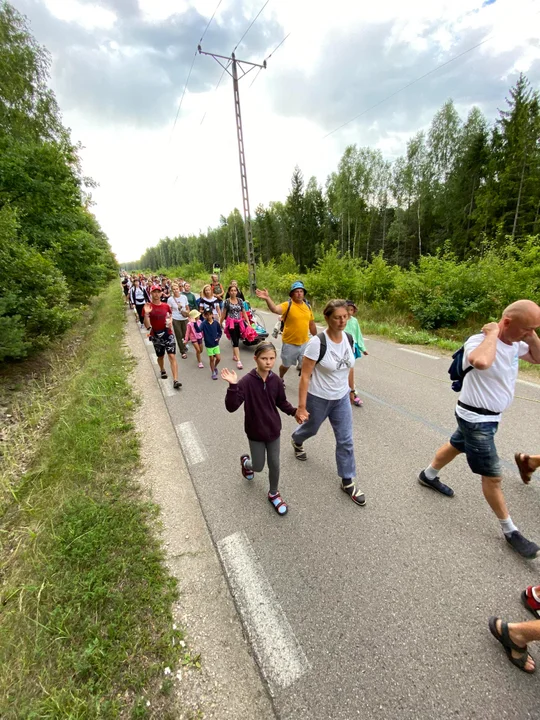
[449,414,501,477]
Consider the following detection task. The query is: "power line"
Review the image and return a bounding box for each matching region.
[249,32,290,88]
[323,34,494,139]
[200,0,272,126]
[233,0,271,52]
[199,0,223,44]
[168,0,223,142]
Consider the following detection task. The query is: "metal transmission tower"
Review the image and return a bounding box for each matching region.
[198,46,266,294]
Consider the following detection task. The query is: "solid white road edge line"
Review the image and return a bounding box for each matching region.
[175,421,208,465]
[399,348,440,360]
[517,378,540,388]
[217,530,310,695]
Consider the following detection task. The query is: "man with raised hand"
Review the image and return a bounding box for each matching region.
[144,285,182,390]
[419,300,540,559]
[256,281,317,381]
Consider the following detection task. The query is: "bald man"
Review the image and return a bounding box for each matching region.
[419,300,540,559]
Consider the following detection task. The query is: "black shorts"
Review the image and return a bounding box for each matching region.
[151,331,176,357]
[123,285,129,295]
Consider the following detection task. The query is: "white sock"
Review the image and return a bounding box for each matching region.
[424,465,439,481]
[499,516,518,536]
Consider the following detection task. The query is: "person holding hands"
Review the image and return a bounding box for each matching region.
[222,341,307,516]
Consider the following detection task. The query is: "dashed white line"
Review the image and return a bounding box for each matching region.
[161,381,176,397]
[399,348,440,360]
[217,531,310,694]
[176,421,208,465]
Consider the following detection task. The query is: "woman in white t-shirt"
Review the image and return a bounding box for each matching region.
[168,283,189,358]
[291,299,364,506]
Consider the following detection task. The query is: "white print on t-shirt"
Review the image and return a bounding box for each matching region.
[456,333,529,424]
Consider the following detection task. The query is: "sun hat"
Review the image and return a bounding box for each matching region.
[289,281,306,296]
[188,309,201,320]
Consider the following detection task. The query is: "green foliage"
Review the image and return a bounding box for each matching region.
[0,285,183,717]
[0,2,116,362]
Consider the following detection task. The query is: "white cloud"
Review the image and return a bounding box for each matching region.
[11,0,540,263]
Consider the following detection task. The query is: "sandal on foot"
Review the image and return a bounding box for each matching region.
[173,380,182,389]
[341,480,366,506]
[268,492,288,515]
[515,453,535,484]
[181,353,187,359]
[240,454,254,480]
[488,616,536,673]
[352,395,363,407]
[521,587,540,619]
[236,361,243,369]
[160,370,168,379]
[291,438,307,461]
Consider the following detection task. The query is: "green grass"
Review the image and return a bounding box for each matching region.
[0,283,184,719]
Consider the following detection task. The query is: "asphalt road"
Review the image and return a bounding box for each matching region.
[137,308,540,720]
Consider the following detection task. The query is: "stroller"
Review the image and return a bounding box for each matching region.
[241,301,269,347]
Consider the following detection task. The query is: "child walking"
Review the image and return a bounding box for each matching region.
[200,308,222,379]
[184,309,204,368]
[221,341,303,516]
[345,300,368,407]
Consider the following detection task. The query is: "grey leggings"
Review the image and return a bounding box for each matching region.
[246,437,280,494]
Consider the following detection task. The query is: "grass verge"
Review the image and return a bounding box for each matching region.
[0,283,184,719]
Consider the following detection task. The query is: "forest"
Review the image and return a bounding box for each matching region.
[0,2,117,361]
[132,73,540,330]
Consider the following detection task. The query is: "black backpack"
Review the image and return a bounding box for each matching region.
[448,344,474,392]
[316,332,354,364]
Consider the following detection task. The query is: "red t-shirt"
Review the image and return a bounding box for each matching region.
[149,302,172,334]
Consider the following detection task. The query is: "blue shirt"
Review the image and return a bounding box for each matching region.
[199,319,222,348]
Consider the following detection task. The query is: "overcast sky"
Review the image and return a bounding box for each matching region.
[10,0,540,262]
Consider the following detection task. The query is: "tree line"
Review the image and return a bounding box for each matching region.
[132,73,540,276]
[0,2,117,361]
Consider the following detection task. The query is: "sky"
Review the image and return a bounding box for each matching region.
[10,0,540,263]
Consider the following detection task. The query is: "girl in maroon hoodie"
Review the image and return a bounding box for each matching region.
[221,341,305,515]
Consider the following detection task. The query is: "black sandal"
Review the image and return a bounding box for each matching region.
[268,492,288,515]
[488,616,536,673]
[160,370,167,379]
[291,438,307,461]
[341,480,366,506]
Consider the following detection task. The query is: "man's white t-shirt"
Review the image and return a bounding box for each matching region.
[303,331,353,400]
[456,333,529,423]
[167,295,188,321]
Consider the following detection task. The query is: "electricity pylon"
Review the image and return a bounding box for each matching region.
[198,46,266,294]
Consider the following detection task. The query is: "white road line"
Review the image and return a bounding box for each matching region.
[161,381,176,397]
[217,531,310,694]
[176,421,208,465]
[517,378,540,389]
[399,348,440,360]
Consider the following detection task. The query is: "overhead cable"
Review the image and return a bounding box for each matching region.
[323,34,494,139]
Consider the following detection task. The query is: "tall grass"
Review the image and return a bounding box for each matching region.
[0,284,184,719]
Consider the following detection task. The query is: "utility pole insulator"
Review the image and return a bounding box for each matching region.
[198,46,267,295]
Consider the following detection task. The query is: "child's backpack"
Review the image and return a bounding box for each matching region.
[316,332,354,364]
[448,344,474,392]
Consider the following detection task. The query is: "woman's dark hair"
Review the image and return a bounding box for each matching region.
[227,285,238,295]
[254,341,277,357]
[323,299,348,318]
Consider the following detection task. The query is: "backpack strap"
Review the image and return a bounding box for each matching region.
[316,332,327,364]
[316,331,354,364]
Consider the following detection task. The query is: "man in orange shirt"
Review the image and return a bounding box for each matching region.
[256,282,317,380]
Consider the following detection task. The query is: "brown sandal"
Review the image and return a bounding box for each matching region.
[515,453,535,484]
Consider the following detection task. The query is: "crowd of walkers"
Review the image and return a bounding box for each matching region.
[121,272,540,675]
